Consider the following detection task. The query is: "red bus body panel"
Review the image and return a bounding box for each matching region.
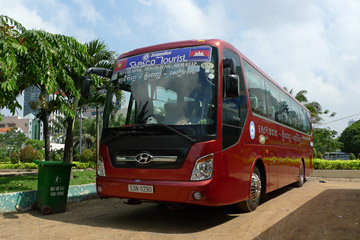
[97,39,313,206]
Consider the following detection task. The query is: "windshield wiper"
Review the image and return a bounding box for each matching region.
[145,123,196,143]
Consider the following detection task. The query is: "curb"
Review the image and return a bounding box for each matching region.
[310,170,360,178]
[0,183,97,214]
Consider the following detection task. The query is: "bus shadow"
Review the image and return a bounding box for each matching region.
[261,185,296,204]
[255,189,360,240]
[23,185,297,234]
[27,200,238,234]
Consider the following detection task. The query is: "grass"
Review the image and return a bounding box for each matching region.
[0,170,96,194]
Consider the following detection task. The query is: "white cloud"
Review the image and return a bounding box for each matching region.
[153,0,231,40]
[0,0,61,33]
[138,0,152,6]
[230,0,360,133]
[75,28,97,43]
[72,0,103,25]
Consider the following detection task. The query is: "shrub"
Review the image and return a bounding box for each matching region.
[34,150,44,161]
[10,152,19,164]
[92,149,98,162]
[19,145,35,163]
[80,149,94,163]
[73,153,80,162]
[49,149,64,161]
[0,148,7,162]
[349,153,356,160]
[4,157,10,162]
[0,162,38,169]
[313,159,360,170]
[0,162,95,170]
[315,152,322,159]
[74,162,96,169]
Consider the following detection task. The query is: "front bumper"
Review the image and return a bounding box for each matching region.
[96,176,223,206]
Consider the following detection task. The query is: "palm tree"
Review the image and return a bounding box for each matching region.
[73,117,97,149]
[62,39,115,163]
[285,88,336,124]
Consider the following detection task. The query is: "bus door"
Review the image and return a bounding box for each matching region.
[221,48,248,198]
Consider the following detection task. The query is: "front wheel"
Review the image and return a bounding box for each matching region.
[238,166,262,212]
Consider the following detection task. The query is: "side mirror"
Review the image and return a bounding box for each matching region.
[223,58,236,74]
[81,67,113,99]
[226,74,240,98]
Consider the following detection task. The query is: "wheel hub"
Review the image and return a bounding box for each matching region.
[250,172,261,201]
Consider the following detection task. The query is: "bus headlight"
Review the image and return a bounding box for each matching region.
[97,155,106,177]
[190,154,214,181]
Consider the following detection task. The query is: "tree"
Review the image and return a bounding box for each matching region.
[73,117,97,149]
[21,30,88,161]
[19,144,35,163]
[339,120,360,157]
[0,15,27,119]
[285,88,336,124]
[312,128,342,155]
[24,139,45,151]
[0,127,28,157]
[1,16,89,161]
[61,39,115,163]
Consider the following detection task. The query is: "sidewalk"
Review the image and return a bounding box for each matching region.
[310,169,360,178]
[0,169,97,213]
[0,169,38,177]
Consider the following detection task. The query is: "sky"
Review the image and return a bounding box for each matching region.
[1,0,360,134]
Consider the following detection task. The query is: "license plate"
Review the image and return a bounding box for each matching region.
[128,184,154,194]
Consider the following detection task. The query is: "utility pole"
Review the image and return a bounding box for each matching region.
[79,107,82,162]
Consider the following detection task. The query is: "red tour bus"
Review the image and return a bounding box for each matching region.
[82,39,313,212]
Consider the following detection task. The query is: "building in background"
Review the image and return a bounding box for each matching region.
[82,107,104,118]
[23,86,49,117]
[0,114,43,140]
[348,119,360,127]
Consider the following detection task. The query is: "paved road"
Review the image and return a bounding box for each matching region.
[1,177,360,240]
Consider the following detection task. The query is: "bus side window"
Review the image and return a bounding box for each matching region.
[243,61,267,117]
[265,80,281,121]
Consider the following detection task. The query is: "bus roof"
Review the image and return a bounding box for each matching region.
[118,39,225,59]
[117,39,310,114]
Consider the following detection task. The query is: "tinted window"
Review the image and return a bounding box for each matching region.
[243,61,267,117]
[265,81,281,121]
[243,60,311,134]
[279,92,292,126]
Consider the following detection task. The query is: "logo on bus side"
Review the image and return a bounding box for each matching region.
[250,121,255,140]
[259,134,266,144]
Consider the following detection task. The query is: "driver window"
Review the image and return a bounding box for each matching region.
[222,49,248,149]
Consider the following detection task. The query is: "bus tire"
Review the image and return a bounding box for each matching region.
[238,166,262,212]
[294,161,305,187]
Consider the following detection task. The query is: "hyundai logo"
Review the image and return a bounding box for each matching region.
[135,153,153,164]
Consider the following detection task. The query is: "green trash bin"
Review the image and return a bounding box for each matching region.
[34,160,75,215]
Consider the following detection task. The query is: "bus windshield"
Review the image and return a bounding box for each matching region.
[103,46,218,138]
